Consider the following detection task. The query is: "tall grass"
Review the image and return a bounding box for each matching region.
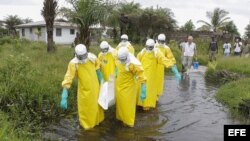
[216,57,250,76]
[0,38,78,137]
[0,112,33,141]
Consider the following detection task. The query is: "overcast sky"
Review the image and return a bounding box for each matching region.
[0,0,249,36]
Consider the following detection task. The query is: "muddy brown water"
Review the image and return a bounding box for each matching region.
[43,66,241,141]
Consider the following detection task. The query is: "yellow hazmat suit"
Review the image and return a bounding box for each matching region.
[155,43,176,97]
[98,48,116,81]
[137,48,174,108]
[62,53,104,129]
[116,54,146,127]
[116,42,135,55]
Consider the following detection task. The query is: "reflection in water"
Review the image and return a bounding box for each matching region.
[43,69,241,141]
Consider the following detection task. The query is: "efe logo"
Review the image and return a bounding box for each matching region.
[228,129,246,136]
[224,125,249,141]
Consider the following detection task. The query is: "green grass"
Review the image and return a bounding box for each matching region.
[204,51,250,120]
[0,38,78,138]
[0,111,34,141]
[216,78,250,120]
[216,57,250,76]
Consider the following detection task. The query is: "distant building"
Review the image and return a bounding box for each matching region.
[16,21,79,44]
[0,20,6,29]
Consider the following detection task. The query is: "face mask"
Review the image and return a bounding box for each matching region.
[119,56,128,64]
[120,42,128,47]
[101,48,109,54]
[146,46,154,51]
[121,39,128,42]
[76,53,88,63]
[158,40,165,44]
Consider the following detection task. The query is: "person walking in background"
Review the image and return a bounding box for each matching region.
[98,41,116,82]
[208,36,218,61]
[233,38,242,56]
[241,40,250,57]
[223,40,231,57]
[179,38,187,51]
[116,34,135,55]
[182,36,197,75]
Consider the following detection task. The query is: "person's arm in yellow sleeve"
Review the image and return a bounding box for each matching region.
[113,49,118,60]
[128,44,135,55]
[98,53,103,68]
[95,58,101,70]
[157,51,174,69]
[165,47,176,64]
[62,62,77,89]
[137,52,142,62]
[129,64,147,101]
[95,58,105,83]
[60,62,77,110]
[129,64,146,83]
[160,50,181,81]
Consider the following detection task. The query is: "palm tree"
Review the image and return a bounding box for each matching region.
[23,18,33,23]
[61,0,111,49]
[223,21,240,36]
[180,20,195,33]
[138,7,176,39]
[105,8,120,42]
[4,15,23,36]
[197,25,210,31]
[244,22,250,39]
[41,0,58,53]
[197,8,230,32]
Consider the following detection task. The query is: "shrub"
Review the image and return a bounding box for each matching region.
[0,36,13,45]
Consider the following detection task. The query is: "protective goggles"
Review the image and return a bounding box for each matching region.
[119,56,128,64]
[76,53,88,61]
[146,45,154,51]
[158,40,165,44]
[101,48,109,53]
[121,38,128,42]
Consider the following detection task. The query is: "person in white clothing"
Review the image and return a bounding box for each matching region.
[182,36,197,75]
[223,40,231,57]
[234,38,242,56]
[179,38,187,51]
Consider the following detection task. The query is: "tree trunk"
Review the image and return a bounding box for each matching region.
[47,23,55,53]
[112,27,118,43]
[79,27,91,50]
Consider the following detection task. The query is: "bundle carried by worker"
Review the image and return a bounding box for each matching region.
[98,75,116,110]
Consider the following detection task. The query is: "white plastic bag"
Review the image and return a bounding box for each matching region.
[98,75,116,110]
[107,75,115,107]
[98,82,109,110]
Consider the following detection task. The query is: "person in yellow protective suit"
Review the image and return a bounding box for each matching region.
[116,47,147,127]
[98,41,116,81]
[116,34,135,55]
[155,34,181,98]
[60,44,104,130]
[137,39,175,110]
